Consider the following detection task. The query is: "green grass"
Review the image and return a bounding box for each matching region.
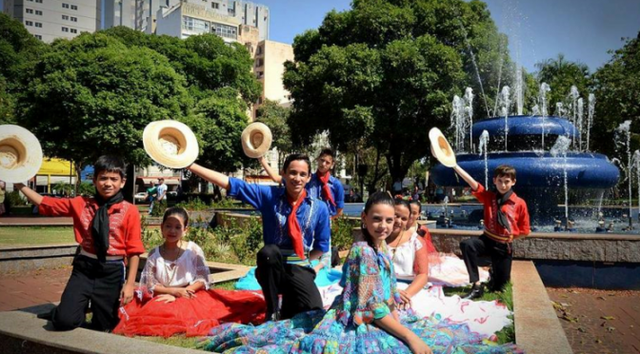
[0,226,75,247]
[444,282,515,344]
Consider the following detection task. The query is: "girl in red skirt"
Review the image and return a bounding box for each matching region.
[114,207,265,338]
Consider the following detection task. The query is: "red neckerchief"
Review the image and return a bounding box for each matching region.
[286,189,307,260]
[317,170,336,206]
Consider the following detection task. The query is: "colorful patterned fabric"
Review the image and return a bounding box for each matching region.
[200,241,523,354]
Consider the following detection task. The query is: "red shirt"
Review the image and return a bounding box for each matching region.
[472,184,530,243]
[39,196,145,257]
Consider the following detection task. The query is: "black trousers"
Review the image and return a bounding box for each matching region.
[51,255,125,331]
[256,244,323,320]
[460,234,513,291]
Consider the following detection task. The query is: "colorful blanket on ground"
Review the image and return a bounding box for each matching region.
[235,264,343,291]
[199,309,521,354]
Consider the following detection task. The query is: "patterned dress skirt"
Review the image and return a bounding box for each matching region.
[200,308,522,354]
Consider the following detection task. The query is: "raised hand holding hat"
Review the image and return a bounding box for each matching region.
[241,122,272,158]
[0,125,43,183]
[143,120,199,169]
[428,127,457,167]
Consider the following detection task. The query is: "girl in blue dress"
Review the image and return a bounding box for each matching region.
[201,192,522,354]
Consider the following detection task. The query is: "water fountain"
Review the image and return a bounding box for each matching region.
[431,88,621,229]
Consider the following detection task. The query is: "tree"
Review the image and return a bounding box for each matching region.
[535,54,591,112]
[16,33,191,175]
[591,33,640,159]
[283,0,508,183]
[255,100,292,162]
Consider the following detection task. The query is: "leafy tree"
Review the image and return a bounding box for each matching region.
[591,33,640,160]
[284,0,510,183]
[535,54,591,113]
[0,77,15,124]
[16,33,191,174]
[255,100,292,161]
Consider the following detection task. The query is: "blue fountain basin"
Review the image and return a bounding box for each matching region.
[472,115,579,140]
[431,152,619,189]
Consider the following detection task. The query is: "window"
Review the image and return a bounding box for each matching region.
[71,17,77,22]
[182,16,210,34]
[211,22,237,40]
[62,15,69,20]
[212,2,219,9]
[62,3,69,8]
[34,34,42,40]
[35,22,42,28]
[35,10,42,15]
[62,26,69,32]
[25,20,34,26]
[27,0,33,2]
[26,8,34,14]
[70,28,77,33]
[35,0,42,3]
[71,5,77,10]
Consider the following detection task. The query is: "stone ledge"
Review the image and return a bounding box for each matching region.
[512,260,573,354]
[0,310,205,354]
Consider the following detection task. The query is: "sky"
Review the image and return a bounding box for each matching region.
[259,0,640,73]
[3,0,638,73]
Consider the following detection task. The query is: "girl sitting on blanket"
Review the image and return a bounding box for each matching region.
[201,193,521,354]
[113,207,265,338]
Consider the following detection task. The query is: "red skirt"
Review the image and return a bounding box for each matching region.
[113,288,266,338]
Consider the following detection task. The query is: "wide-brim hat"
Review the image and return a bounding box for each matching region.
[428,127,457,167]
[241,122,272,158]
[143,120,199,169]
[0,125,43,183]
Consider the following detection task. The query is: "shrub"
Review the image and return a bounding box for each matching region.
[6,191,28,207]
[331,215,358,251]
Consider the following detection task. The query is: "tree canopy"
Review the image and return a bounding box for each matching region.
[16,33,191,169]
[283,0,508,182]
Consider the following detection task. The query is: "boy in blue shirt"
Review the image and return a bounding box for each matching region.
[259,148,345,220]
[187,154,331,321]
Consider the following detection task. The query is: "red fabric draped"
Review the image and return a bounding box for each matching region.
[287,189,307,259]
[317,171,336,206]
[113,289,265,338]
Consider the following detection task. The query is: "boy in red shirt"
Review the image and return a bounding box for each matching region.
[453,164,530,299]
[15,155,144,331]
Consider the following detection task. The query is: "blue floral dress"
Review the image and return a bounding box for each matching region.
[200,241,522,354]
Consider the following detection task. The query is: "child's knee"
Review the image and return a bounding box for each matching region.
[51,309,84,331]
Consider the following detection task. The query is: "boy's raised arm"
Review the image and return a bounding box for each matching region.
[453,165,479,191]
[187,163,230,190]
[14,183,44,206]
[258,156,283,184]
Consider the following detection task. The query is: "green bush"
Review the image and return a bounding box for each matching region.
[175,198,212,211]
[149,199,167,217]
[6,191,28,207]
[332,215,359,251]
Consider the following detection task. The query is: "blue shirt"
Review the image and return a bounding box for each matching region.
[228,177,331,255]
[306,173,345,217]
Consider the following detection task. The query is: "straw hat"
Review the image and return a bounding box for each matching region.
[241,122,272,158]
[428,127,456,167]
[143,120,199,169]
[0,125,43,183]
[598,220,605,225]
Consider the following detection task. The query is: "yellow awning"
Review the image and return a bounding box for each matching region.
[38,158,76,176]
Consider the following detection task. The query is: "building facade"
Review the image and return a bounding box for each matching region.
[252,40,294,114]
[3,0,101,43]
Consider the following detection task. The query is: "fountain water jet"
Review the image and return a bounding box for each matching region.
[551,136,572,221]
[587,94,595,151]
[479,130,490,188]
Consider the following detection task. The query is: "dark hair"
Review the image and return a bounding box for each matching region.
[94,155,126,179]
[394,197,410,211]
[162,207,190,226]
[282,153,311,174]
[494,165,516,180]
[409,199,421,210]
[318,148,335,159]
[361,192,395,247]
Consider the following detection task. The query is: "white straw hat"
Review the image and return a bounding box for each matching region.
[241,122,272,158]
[428,127,457,167]
[143,120,199,169]
[0,125,43,183]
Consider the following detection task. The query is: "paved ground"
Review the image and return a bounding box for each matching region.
[0,216,73,226]
[547,287,640,354]
[0,266,72,312]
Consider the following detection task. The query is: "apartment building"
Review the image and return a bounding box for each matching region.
[3,0,101,42]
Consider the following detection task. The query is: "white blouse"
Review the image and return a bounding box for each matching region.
[387,232,423,281]
[141,241,210,293]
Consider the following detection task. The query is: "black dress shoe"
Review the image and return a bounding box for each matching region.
[37,310,53,321]
[463,283,484,300]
